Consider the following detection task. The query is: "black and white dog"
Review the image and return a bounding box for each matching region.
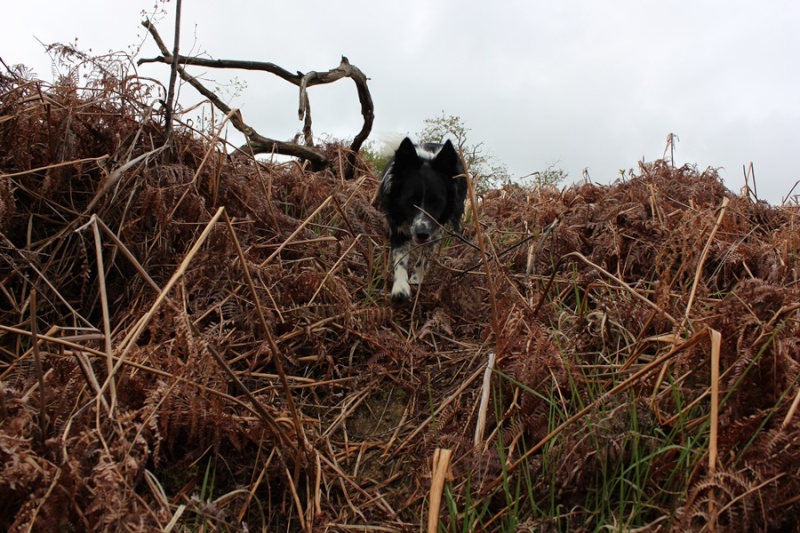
[378,137,467,303]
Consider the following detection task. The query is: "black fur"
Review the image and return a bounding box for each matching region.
[378,137,467,303]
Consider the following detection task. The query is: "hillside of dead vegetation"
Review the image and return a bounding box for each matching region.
[1,63,800,532]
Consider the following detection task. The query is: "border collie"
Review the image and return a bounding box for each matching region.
[378,137,467,303]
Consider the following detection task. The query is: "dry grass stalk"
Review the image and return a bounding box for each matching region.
[473,351,496,448]
[708,328,722,529]
[463,157,500,339]
[111,206,226,370]
[87,216,117,414]
[684,197,730,328]
[29,289,47,447]
[427,448,453,533]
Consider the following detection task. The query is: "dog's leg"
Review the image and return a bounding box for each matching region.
[409,247,429,285]
[410,227,440,285]
[390,239,412,303]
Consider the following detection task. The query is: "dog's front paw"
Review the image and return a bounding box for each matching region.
[390,279,411,303]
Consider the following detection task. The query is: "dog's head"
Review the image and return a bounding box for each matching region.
[380,137,467,244]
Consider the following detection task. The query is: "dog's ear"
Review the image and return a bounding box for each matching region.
[394,137,420,168]
[431,139,461,176]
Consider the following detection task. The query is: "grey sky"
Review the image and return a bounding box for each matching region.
[3,1,799,204]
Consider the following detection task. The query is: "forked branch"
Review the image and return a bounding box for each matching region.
[138,20,374,176]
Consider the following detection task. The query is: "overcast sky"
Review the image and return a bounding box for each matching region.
[3,1,799,204]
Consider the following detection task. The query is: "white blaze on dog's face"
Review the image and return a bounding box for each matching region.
[404,181,446,245]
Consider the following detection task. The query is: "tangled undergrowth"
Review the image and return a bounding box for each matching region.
[2,61,800,532]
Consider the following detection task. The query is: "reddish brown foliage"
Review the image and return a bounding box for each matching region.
[1,61,800,531]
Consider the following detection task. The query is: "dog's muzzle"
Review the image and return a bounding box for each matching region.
[410,215,436,244]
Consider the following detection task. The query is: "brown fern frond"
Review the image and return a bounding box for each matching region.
[676,470,762,532]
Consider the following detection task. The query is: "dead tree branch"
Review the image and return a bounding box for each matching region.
[299,56,374,177]
[162,0,182,150]
[138,20,373,176]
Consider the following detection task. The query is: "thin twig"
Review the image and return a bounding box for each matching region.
[162,0,182,147]
[29,289,48,447]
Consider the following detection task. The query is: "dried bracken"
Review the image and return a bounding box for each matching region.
[1,55,799,532]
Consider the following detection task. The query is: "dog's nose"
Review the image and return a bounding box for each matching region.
[415,231,430,243]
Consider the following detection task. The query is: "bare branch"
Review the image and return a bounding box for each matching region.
[138,20,374,176]
[138,54,305,85]
[162,0,182,150]
[139,20,327,168]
